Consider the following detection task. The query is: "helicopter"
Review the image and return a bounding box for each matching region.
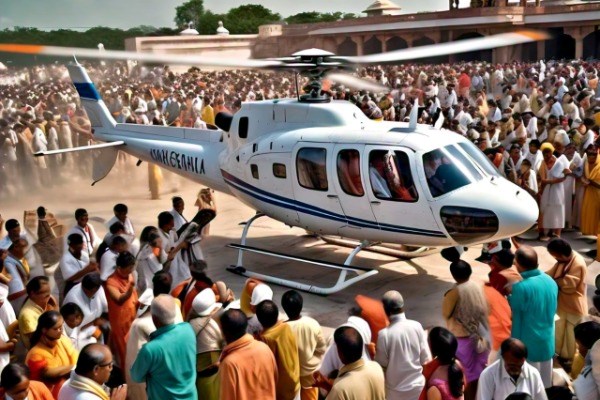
[0,31,546,294]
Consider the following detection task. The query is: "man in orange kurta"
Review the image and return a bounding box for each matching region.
[257,300,300,400]
[545,239,588,365]
[219,309,277,400]
[104,253,138,375]
[482,284,512,361]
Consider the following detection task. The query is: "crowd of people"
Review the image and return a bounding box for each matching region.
[0,57,598,399]
[0,199,597,400]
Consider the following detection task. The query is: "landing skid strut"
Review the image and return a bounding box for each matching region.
[226,213,379,295]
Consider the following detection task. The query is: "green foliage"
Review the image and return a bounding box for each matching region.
[223,5,281,34]
[174,0,205,29]
[285,11,358,24]
[196,11,224,35]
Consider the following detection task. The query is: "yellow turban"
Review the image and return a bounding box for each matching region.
[540,143,555,153]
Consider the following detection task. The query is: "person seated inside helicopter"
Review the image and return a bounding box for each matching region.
[369,151,417,201]
[427,150,472,197]
[337,150,364,196]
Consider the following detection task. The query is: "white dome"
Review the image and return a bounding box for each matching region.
[180,22,199,36]
[216,21,229,36]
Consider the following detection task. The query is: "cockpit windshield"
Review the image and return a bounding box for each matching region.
[423,145,484,197]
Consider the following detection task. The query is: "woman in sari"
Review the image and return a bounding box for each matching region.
[580,145,600,237]
[25,311,78,398]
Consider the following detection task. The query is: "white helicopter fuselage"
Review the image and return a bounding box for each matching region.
[73,64,538,248]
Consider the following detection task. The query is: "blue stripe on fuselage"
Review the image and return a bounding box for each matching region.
[221,169,446,238]
[74,82,101,101]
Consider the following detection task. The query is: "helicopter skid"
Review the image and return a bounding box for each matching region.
[227,243,378,295]
[227,213,378,295]
[317,235,439,259]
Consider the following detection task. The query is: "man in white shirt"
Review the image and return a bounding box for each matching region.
[476,338,547,400]
[58,234,98,300]
[64,273,108,343]
[106,203,139,255]
[170,197,188,231]
[64,209,101,257]
[99,235,128,281]
[375,290,431,400]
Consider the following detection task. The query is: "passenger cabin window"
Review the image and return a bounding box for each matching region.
[296,148,328,191]
[369,150,417,202]
[337,150,364,197]
[239,117,249,139]
[423,145,484,197]
[250,164,259,179]
[273,163,287,179]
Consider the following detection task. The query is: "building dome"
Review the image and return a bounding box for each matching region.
[216,21,230,36]
[180,22,199,36]
[363,0,402,16]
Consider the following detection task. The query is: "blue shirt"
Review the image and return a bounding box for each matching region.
[509,269,558,362]
[131,322,197,400]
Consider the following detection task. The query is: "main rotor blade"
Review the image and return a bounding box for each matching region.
[327,72,389,93]
[0,44,283,69]
[337,30,549,64]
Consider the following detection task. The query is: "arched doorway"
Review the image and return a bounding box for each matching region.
[338,37,357,56]
[584,30,600,60]
[450,32,492,63]
[364,36,383,55]
[545,31,575,60]
[386,36,408,51]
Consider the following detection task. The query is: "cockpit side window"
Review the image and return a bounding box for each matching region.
[424,145,483,197]
[368,150,418,202]
[337,150,364,197]
[296,148,328,191]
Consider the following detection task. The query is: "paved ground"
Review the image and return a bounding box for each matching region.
[3,159,599,331]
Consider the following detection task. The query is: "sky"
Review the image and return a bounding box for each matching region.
[0,0,466,31]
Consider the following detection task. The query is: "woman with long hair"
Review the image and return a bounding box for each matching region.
[25,310,78,398]
[421,327,465,400]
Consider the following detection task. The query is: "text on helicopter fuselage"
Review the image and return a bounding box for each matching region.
[149,149,205,174]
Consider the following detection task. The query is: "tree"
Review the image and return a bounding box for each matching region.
[174,0,204,29]
[284,11,358,25]
[223,4,281,34]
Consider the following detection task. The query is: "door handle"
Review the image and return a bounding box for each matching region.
[370,201,381,205]
[327,194,338,199]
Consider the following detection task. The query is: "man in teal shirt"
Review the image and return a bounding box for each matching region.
[131,294,197,400]
[509,245,558,389]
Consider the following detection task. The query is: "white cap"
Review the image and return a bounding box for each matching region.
[250,283,273,306]
[192,288,222,317]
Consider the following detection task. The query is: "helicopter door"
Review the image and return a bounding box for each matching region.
[292,144,347,234]
[365,146,441,242]
[332,145,377,236]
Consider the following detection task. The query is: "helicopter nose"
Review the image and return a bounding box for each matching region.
[494,183,539,238]
[437,178,538,245]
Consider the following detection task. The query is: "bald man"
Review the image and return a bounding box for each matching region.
[131,295,197,400]
[58,343,127,400]
[509,246,558,388]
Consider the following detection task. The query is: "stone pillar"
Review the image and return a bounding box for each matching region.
[575,36,584,59]
[537,40,545,60]
[380,36,387,53]
[353,36,364,56]
[493,46,508,64]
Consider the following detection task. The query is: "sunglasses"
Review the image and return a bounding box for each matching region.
[587,153,598,157]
